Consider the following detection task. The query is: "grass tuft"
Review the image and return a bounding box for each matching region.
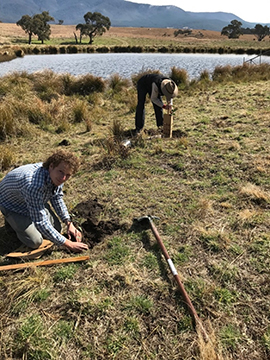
[0,145,15,170]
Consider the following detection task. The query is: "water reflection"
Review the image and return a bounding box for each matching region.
[0,53,269,79]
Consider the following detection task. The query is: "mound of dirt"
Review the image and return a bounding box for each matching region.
[72,198,121,248]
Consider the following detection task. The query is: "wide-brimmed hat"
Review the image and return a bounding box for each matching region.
[161,79,178,101]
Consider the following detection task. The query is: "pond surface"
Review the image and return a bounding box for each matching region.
[0,52,269,79]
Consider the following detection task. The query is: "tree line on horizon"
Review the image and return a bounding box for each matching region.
[221,20,270,41]
[15,11,270,45]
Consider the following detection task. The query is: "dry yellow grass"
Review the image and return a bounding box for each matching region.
[1,21,269,59]
[0,22,259,41]
[0,32,269,360]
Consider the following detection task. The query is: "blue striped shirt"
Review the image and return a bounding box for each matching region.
[0,163,70,246]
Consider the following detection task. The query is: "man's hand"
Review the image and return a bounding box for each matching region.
[163,104,172,111]
[67,221,82,242]
[64,221,88,253]
[64,238,89,253]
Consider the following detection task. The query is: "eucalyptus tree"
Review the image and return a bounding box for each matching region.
[252,24,270,41]
[221,20,243,39]
[76,12,111,44]
[17,11,54,44]
[17,15,36,44]
[34,12,55,44]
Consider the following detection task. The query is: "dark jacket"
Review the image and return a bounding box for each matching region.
[137,74,168,95]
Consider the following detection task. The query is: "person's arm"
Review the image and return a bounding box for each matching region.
[150,82,172,110]
[51,188,88,251]
[31,207,68,246]
[24,187,88,252]
[32,205,88,252]
[150,82,164,108]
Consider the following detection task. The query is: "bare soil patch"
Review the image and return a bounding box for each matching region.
[72,198,122,248]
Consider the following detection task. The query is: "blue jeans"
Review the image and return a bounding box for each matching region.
[0,204,61,249]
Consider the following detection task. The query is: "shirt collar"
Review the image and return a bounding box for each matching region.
[44,167,57,193]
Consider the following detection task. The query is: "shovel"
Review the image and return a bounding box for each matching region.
[135,215,208,342]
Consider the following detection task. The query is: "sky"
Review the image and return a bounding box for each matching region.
[130,0,270,24]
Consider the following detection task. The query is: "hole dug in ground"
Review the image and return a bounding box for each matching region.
[72,198,122,248]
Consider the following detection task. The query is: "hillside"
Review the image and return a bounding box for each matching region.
[0,0,257,31]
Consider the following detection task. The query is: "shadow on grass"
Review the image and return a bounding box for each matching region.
[0,225,21,256]
[10,39,38,45]
[0,225,22,267]
[128,218,171,283]
[129,218,197,320]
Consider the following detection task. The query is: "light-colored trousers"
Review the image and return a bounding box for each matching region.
[0,204,61,249]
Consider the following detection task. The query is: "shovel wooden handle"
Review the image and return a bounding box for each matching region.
[148,218,209,342]
[0,256,90,272]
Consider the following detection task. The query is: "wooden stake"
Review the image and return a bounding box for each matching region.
[0,256,90,272]
[163,108,173,138]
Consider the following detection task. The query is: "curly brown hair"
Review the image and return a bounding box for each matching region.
[43,149,80,174]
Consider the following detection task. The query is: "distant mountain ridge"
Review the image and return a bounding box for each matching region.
[0,0,258,31]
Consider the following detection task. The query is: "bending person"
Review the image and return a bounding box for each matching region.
[135,73,178,133]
